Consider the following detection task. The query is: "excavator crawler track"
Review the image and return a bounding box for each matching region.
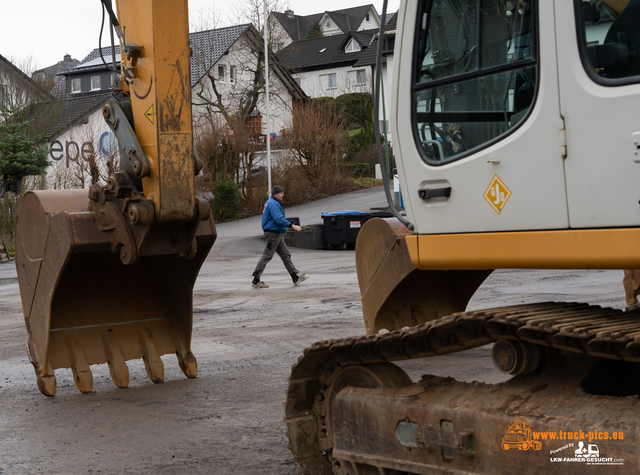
[286,302,640,474]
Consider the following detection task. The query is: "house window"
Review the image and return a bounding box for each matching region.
[326,21,331,28]
[365,13,371,22]
[321,73,337,90]
[356,69,367,85]
[91,75,101,91]
[345,39,361,53]
[218,65,226,82]
[230,66,236,84]
[71,78,82,94]
[349,69,367,86]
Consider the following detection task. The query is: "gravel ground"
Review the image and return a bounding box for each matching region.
[0,187,628,474]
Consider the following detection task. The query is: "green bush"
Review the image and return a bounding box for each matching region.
[345,123,376,162]
[334,93,373,130]
[211,178,241,221]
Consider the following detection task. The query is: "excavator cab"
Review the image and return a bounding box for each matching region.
[15,0,216,396]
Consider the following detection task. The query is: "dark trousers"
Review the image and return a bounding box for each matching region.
[253,231,299,279]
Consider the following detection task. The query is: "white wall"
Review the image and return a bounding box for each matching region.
[293,65,373,99]
[356,8,380,32]
[319,14,344,37]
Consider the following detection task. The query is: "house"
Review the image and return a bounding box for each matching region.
[277,29,378,99]
[35,23,305,189]
[271,5,381,49]
[0,53,53,120]
[31,54,80,90]
[189,23,305,137]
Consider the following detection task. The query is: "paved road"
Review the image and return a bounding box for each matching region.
[0,186,628,474]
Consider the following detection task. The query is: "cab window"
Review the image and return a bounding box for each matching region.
[413,0,537,165]
[576,0,640,83]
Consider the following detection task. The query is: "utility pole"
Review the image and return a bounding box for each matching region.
[264,0,272,194]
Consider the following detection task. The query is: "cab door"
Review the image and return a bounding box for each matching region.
[556,0,640,228]
[392,0,569,235]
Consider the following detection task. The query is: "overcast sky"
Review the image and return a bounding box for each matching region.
[2,0,400,74]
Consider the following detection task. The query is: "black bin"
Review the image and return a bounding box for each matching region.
[321,211,370,250]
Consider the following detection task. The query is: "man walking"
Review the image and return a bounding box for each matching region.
[252,186,309,288]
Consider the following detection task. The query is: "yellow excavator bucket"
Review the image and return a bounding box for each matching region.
[356,217,493,334]
[15,189,216,396]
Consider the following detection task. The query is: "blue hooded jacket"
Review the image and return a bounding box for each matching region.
[262,196,292,234]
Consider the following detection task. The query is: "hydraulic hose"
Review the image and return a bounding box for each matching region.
[374,0,413,230]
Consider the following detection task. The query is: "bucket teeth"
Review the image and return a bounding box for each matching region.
[72,367,94,393]
[67,339,93,393]
[37,373,57,397]
[103,334,130,388]
[139,329,165,383]
[177,351,198,379]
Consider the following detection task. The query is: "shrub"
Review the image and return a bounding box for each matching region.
[211,178,241,221]
[334,93,373,130]
[288,100,350,197]
[345,124,376,163]
[341,163,371,177]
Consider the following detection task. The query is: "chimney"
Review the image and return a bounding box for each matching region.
[285,9,294,18]
[64,54,72,62]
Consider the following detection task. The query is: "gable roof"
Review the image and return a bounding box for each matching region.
[278,31,376,72]
[191,23,306,101]
[189,24,253,86]
[272,5,376,42]
[323,5,376,34]
[33,54,81,83]
[354,12,399,68]
[0,53,54,104]
[26,90,113,140]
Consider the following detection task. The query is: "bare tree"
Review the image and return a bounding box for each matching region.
[285,100,349,193]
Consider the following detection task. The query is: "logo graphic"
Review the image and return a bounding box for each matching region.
[99,132,117,158]
[502,419,542,451]
[575,441,599,459]
[484,175,512,214]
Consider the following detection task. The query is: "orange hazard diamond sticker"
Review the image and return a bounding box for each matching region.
[484,175,511,214]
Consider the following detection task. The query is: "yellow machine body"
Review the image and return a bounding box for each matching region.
[115,0,196,223]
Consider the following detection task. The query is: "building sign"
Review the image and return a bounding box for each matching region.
[50,131,117,167]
